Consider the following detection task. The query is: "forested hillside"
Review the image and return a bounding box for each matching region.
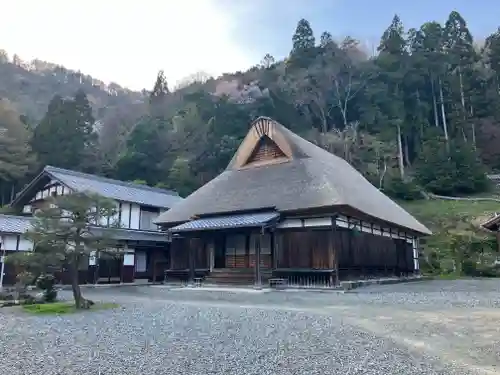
[1,12,500,201]
[2,10,500,275]
[0,50,145,123]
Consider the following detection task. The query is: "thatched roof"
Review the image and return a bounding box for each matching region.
[155,117,431,235]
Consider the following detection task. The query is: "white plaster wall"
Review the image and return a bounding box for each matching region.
[130,204,141,230]
[18,238,33,251]
[1,235,18,251]
[120,202,131,228]
[32,181,68,202]
[0,234,33,252]
[110,201,120,227]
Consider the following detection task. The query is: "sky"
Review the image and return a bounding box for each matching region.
[0,0,499,91]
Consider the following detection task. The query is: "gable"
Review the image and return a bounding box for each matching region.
[230,117,294,170]
[11,166,183,211]
[244,136,287,166]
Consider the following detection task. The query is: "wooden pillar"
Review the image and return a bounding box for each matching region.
[245,234,250,268]
[272,231,278,269]
[331,217,339,285]
[122,247,135,283]
[255,230,262,287]
[188,239,195,284]
[88,251,98,284]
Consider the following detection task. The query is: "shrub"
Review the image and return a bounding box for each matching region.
[383,176,422,201]
[415,136,489,196]
[35,274,58,303]
[0,292,15,301]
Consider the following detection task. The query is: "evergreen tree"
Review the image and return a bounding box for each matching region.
[32,91,98,172]
[319,31,334,48]
[289,19,317,68]
[292,19,315,52]
[376,14,408,178]
[149,70,170,118]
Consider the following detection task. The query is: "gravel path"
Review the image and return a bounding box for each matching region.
[0,280,498,375]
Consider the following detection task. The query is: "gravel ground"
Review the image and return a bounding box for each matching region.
[0,280,498,375]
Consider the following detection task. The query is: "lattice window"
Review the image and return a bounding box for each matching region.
[245,136,286,165]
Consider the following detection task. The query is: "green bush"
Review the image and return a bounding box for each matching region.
[415,136,489,196]
[35,274,58,302]
[383,176,422,201]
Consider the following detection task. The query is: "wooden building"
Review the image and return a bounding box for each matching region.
[481,214,500,252]
[1,166,183,286]
[0,214,33,286]
[155,117,432,286]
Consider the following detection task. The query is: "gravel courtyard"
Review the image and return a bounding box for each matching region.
[1,280,499,375]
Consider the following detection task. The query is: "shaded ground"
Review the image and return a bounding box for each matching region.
[1,280,499,374]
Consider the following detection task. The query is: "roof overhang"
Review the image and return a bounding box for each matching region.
[168,211,280,234]
[89,227,170,243]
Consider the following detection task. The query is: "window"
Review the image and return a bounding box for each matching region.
[139,206,160,231]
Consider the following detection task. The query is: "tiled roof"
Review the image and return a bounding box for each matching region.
[0,214,169,242]
[0,214,33,234]
[44,166,183,208]
[169,212,279,233]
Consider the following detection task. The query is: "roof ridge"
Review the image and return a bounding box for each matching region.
[44,166,179,196]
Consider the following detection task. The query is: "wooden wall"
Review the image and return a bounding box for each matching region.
[333,227,414,272]
[275,230,334,269]
[170,237,209,270]
[275,227,414,275]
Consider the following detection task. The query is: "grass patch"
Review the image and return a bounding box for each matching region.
[401,198,500,231]
[401,196,500,275]
[22,301,118,315]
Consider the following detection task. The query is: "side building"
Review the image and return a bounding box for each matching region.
[154,117,432,286]
[0,166,183,285]
[481,213,500,252]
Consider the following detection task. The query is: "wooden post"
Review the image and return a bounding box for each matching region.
[331,216,339,286]
[188,239,195,285]
[255,229,262,288]
[272,231,278,269]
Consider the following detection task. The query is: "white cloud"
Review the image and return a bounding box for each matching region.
[0,0,254,90]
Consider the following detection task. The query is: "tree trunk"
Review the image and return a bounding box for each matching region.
[69,257,84,308]
[404,136,411,167]
[458,67,466,116]
[416,89,424,140]
[470,105,476,148]
[396,123,405,179]
[69,253,93,309]
[430,76,439,128]
[438,77,449,145]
